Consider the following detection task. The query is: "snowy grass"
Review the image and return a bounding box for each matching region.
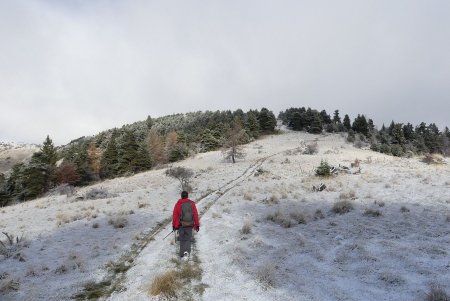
[148,270,178,298]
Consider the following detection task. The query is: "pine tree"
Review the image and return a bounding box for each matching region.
[117,130,139,174]
[333,110,341,123]
[290,111,303,131]
[391,123,406,145]
[343,114,351,131]
[308,112,323,134]
[40,135,58,166]
[245,111,260,138]
[319,110,332,124]
[258,108,276,133]
[134,142,153,171]
[100,132,119,179]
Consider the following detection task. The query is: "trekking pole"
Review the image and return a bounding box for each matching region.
[163,230,174,240]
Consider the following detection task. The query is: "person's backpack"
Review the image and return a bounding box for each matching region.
[180,201,194,227]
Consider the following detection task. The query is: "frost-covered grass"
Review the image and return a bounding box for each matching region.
[1,130,449,301]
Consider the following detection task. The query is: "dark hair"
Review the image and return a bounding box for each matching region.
[181,191,188,199]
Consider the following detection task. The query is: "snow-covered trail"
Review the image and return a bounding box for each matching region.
[106,142,303,300]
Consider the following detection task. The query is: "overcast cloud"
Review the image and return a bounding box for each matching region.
[0,0,449,145]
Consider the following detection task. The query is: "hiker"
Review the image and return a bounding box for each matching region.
[172,191,200,259]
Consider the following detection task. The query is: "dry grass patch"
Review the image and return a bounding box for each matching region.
[241,220,253,234]
[243,192,253,201]
[314,209,325,220]
[148,270,178,298]
[290,211,307,224]
[400,206,410,213]
[332,201,354,214]
[255,264,277,289]
[0,277,20,293]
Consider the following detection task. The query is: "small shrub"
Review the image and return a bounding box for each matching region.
[54,265,68,274]
[269,194,279,204]
[149,270,178,297]
[138,202,148,209]
[332,200,354,214]
[351,159,360,168]
[422,154,445,165]
[165,166,194,192]
[400,206,410,213]
[92,223,99,229]
[290,212,306,224]
[315,160,331,177]
[363,209,382,217]
[425,284,449,301]
[109,216,128,228]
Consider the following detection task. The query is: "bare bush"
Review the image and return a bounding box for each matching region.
[374,200,385,207]
[425,284,449,301]
[351,159,361,168]
[332,201,354,214]
[165,166,194,192]
[422,154,445,165]
[0,232,27,259]
[85,187,115,200]
[304,142,318,155]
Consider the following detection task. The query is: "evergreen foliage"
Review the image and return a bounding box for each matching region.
[315,160,332,177]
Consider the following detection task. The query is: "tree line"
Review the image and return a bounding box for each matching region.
[279,107,450,157]
[0,108,277,205]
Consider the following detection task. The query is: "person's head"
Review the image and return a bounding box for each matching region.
[181,191,188,199]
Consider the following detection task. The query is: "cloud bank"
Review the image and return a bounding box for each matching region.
[1,0,449,145]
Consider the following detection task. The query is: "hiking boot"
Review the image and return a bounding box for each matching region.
[182,251,189,261]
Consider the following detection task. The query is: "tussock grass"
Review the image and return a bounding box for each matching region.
[255,264,277,289]
[332,201,354,214]
[267,210,292,228]
[241,220,252,234]
[108,216,128,228]
[425,284,449,301]
[149,270,178,298]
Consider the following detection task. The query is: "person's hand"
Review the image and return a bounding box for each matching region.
[194,226,199,232]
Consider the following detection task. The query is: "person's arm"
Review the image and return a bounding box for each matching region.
[192,201,200,230]
[172,202,181,229]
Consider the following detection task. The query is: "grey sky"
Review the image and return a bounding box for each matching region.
[1,0,449,145]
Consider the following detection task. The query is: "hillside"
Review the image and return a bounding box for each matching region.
[0,129,449,300]
[0,143,39,174]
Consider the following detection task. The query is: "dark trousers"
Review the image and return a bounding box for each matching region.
[178,227,193,257]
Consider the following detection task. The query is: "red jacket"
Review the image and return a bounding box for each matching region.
[172,198,200,229]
